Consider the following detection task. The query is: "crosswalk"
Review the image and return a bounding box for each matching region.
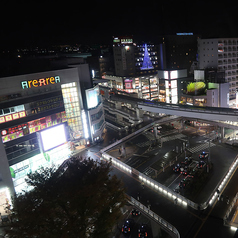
[143,167,155,177]
[161,134,187,143]
[136,133,187,148]
[187,142,216,154]
[136,140,151,148]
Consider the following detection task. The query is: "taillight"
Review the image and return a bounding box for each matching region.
[138,234,140,237]
[128,228,130,232]
[145,232,148,236]
[122,228,124,232]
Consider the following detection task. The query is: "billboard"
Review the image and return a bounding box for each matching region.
[186,82,206,95]
[86,86,101,109]
[39,124,67,152]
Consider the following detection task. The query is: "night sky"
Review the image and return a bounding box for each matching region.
[1,0,238,49]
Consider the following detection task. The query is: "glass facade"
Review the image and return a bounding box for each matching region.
[61,82,83,139]
[10,143,70,194]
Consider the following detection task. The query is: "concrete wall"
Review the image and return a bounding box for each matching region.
[207,89,218,107]
[0,140,15,198]
[219,83,229,108]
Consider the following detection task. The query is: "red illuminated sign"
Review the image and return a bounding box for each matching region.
[12,113,19,120]
[5,115,12,122]
[19,111,26,117]
[0,111,26,124]
[0,117,5,123]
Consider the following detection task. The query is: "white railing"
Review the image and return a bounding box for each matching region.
[102,153,132,174]
[101,117,238,212]
[137,171,198,209]
[224,192,238,227]
[207,155,238,209]
[101,115,180,153]
[129,196,180,238]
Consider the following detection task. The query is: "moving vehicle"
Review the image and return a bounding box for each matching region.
[199,151,208,160]
[197,160,206,169]
[138,223,148,237]
[131,209,141,216]
[122,219,134,236]
[173,163,181,173]
[179,175,194,189]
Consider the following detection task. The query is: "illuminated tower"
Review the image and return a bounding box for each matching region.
[140,44,154,70]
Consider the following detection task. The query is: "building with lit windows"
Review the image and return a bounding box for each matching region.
[157,69,188,104]
[135,43,159,75]
[112,36,160,77]
[113,36,136,77]
[0,64,105,214]
[102,74,159,100]
[159,33,199,73]
[197,37,238,106]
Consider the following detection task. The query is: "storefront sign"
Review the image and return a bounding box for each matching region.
[0,111,26,124]
[21,76,60,89]
[14,165,29,174]
[31,96,63,114]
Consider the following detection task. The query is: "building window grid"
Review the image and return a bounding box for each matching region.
[61,83,83,138]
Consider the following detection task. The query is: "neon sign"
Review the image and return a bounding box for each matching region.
[0,111,26,124]
[21,76,60,89]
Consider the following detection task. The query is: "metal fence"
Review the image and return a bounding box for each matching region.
[128,196,180,238]
[224,192,238,227]
[101,116,238,212]
[101,115,180,154]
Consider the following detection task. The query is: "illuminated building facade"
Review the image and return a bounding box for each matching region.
[197,38,238,105]
[103,74,159,100]
[135,43,159,75]
[157,69,187,104]
[0,65,105,213]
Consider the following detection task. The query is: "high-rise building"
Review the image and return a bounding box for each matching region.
[135,43,159,75]
[197,38,238,103]
[113,36,136,76]
[0,64,106,210]
[160,33,199,73]
[112,37,160,77]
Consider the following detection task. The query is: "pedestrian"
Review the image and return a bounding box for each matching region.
[141,182,144,189]
[174,198,177,205]
[119,148,121,154]
[217,189,220,200]
[147,200,150,209]
[221,194,223,202]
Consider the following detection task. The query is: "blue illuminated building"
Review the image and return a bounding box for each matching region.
[140,44,154,70]
[135,43,158,75]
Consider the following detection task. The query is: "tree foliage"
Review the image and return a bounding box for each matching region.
[6,157,126,238]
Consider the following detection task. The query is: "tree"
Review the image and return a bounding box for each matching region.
[6,157,126,238]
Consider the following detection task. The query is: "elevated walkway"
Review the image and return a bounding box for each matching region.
[111,94,238,122]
